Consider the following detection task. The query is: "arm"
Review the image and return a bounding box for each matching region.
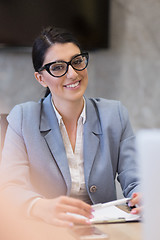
[0,105,93,226]
[116,104,142,213]
[0,113,43,209]
[117,103,140,197]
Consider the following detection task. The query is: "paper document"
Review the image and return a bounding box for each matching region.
[67,198,141,224]
[90,205,140,223]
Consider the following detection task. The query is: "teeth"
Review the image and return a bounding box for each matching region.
[65,81,79,88]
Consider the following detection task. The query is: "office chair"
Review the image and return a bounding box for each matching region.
[0,114,8,160]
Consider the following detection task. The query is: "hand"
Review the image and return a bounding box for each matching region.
[129,192,142,215]
[31,196,93,227]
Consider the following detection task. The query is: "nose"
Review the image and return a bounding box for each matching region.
[66,65,78,79]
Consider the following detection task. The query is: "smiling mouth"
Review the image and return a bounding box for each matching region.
[64,81,80,88]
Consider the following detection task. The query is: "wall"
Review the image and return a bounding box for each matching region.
[87,0,160,131]
[0,48,43,113]
[1,0,160,131]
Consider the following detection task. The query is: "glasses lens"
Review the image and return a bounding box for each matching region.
[49,62,67,77]
[71,54,88,71]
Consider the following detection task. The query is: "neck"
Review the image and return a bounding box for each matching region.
[52,97,84,124]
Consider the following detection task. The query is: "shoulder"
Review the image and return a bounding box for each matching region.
[7,100,42,135]
[88,97,127,115]
[87,97,130,129]
[8,100,41,120]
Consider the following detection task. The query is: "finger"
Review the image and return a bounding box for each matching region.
[50,217,74,228]
[132,193,138,198]
[58,212,91,225]
[129,198,138,206]
[55,203,94,219]
[59,196,92,213]
[131,207,141,215]
[57,196,93,218]
[129,193,140,206]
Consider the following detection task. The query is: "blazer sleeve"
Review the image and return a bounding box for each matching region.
[116,102,140,197]
[0,104,43,211]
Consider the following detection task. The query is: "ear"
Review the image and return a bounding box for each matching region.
[34,72,47,88]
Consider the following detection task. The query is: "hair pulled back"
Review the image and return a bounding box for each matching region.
[32,26,81,97]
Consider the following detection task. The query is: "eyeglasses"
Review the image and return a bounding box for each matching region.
[38,52,89,77]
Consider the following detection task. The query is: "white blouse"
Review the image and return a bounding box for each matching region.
[52,99,91,203]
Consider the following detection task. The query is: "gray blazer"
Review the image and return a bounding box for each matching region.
[0,94,139,207]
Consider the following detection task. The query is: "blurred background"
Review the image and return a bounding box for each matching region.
[0,0,160,132]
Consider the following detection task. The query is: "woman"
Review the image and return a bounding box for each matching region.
[0,26,140,227]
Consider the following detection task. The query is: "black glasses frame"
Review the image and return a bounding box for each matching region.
[38,52,89,77]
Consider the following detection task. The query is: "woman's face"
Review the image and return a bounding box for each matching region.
[35,42,88,106]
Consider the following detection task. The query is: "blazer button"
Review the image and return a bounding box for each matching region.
[90,185,97,193]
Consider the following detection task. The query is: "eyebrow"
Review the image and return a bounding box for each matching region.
[50,53,81,63]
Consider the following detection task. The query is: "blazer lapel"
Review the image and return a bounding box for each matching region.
[83,98,102,186]
[39,95,71,194]
[39,96,102,194]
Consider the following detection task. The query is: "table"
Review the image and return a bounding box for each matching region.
[23,219,142,240]
[2,219,141,240]
[0,198,142,240]
[0,212,142,240]
[95,222,142,240]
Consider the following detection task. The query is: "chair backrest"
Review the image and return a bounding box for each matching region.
[0,114,8,160]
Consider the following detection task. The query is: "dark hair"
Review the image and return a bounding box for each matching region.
[32,26,81,97]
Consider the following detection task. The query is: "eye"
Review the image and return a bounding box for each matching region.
[72,57,84,66]
[50,63,66,72]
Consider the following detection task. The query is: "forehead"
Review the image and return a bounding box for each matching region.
[44,42,81,64]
